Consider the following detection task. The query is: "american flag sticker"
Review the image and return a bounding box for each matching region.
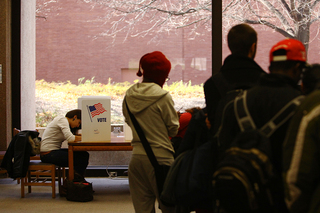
[87,103,107,122]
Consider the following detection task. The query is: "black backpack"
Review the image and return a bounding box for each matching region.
[212,91,304,213]
[211,72,253,135]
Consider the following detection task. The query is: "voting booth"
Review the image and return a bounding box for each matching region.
[78,96,111,142]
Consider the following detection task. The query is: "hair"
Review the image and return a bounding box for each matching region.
[269,60,306,75]
[65,109,81,120]
[65,109,81,134]
[227,24,257,56]
[302,63,320,95]
[185,107,202,115]
[268,61,302,73]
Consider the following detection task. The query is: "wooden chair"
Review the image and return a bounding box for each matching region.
[13,128,66,198]
[20,161,65,198]
[0,152,8,177]
[0,135,42,184]
[0,169,7,176]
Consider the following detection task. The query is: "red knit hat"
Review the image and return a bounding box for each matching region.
[270,38,307,63]
[136,51,171,87]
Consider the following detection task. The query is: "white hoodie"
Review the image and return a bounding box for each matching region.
[123,82,179,161]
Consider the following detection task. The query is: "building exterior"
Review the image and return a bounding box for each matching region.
[36,1,212,85]
[36,1,320,86]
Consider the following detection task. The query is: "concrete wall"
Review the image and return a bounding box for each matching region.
[0,1,36,150]
[21,0,36,131]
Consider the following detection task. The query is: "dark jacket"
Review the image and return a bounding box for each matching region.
[173,108,216,211]
[175,109,209,157]
[218,73,302,213]
[204,54,265,132]
[1,131,39,179]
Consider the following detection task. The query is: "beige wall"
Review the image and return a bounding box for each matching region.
[0,0,12,150]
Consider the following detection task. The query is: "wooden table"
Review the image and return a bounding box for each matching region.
[68,138,132,180]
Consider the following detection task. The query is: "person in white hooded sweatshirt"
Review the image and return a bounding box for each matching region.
[122,51,179,213]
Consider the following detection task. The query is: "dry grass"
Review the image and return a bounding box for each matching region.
[36,78,204,102]
[35,78,205,127]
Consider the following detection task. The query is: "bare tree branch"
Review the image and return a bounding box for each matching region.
[259,0,294,34]
[311,0,320,9]
[37,0,320,53]
[280,0,291,13]
[243,19,295,38]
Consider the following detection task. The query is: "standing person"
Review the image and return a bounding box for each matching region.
[171,107,202,153]
[40,109,89,181]
[283,63,320,213]
[300,63,320,95]
[122,51,179,213]
[176,23,265,213]
[174,107,212,213]
[204,23,266,135]
[217,38,307,213]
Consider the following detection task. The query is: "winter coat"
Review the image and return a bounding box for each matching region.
[1,131,40,179]
[204,54,265,131]
[175,109,209,157]
[283,89,320,213]
[218,73,302,213]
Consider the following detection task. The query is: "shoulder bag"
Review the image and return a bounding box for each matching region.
[124,99,171,200]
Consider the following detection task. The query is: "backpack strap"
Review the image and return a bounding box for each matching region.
[234,90,256,132]
[260,95,305,137]
[235,91,305,136]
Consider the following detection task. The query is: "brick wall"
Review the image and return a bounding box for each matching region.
[36,1,320,85]
[36,0,212,85]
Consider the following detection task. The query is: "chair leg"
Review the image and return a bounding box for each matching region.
[62,167,66,185]
[28,171,31,193]
[21,177,25,198]
[57,167,62,193]
[51,165,56,198]
[63,167,66,180]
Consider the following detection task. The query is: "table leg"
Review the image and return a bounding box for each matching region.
[68,145,74,180]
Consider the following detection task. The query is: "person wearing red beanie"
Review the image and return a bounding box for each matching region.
[123,51,179,213]
[136,51,171,87]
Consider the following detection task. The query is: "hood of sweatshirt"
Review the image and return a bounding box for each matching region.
[125,83,168,114]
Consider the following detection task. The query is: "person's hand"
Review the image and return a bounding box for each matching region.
[177,111,181,118]
[75,135,82,142]
[205,116,211,130]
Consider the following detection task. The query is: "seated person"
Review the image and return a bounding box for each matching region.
[40,109,89,181]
